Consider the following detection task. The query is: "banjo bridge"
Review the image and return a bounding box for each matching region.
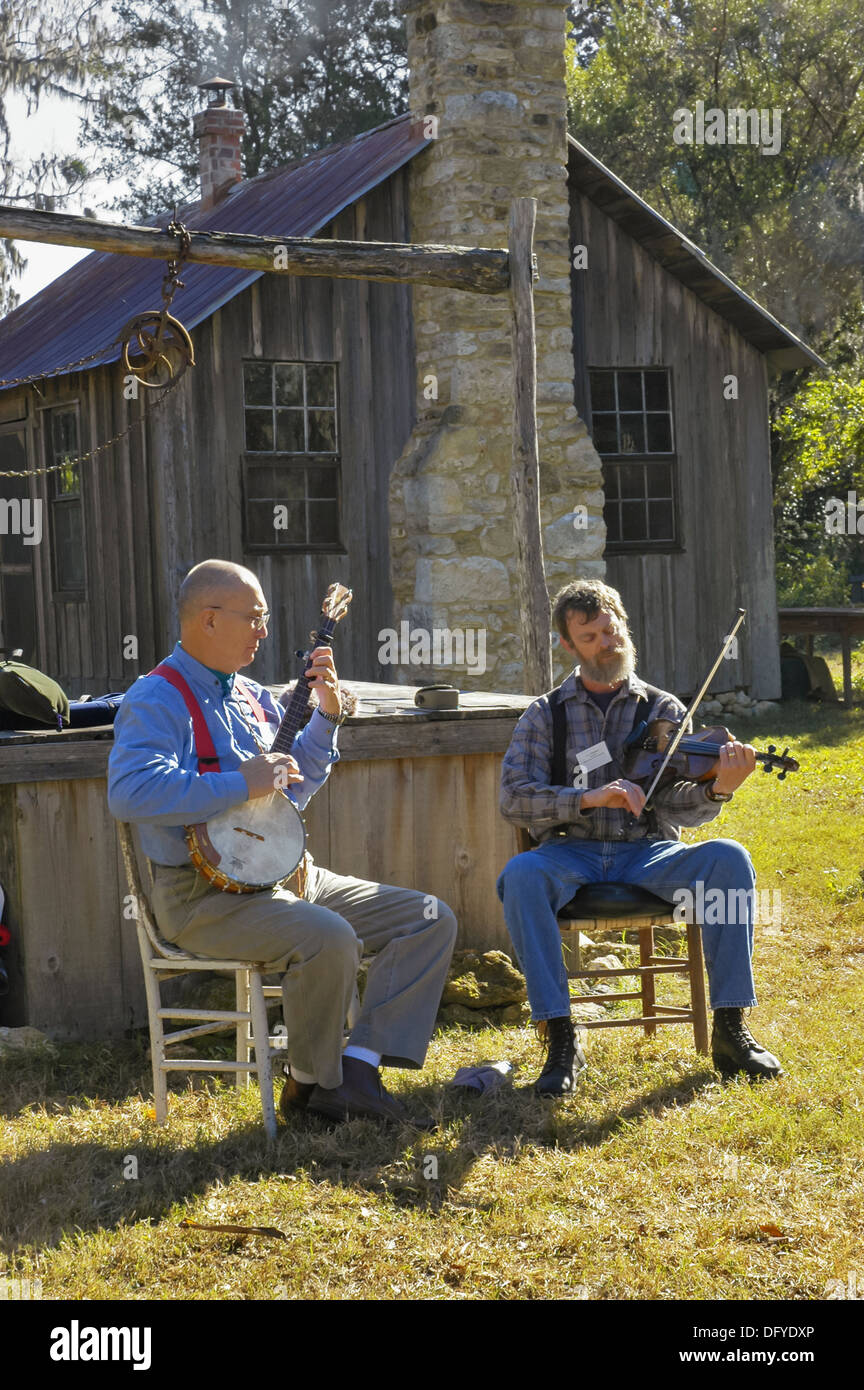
[233,826,266,841]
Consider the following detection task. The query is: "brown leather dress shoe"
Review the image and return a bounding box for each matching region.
[306,1057,412,1125]
[278,1073,316,1122]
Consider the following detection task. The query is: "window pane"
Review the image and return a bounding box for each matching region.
[54,460,80,496]
[646,463,672,497]
[49,410,80,495]
[619,414,645,452]
[243,363,272,405]
[307,465,338,498]
[274,363,304,406]
[648,500,674,539]
[617,371,643,411]
[620,500,647,541]
[53,501,85,589]
[646,414,672,452]
[619,464,644,499]
[592,415,618,454]
[247,502,279,547]
[246,465,276,497]
[275,409,305,451]
[644,371,669,411]
[308,409,336,453]
[603,500,621,544]
[273,502,306,544]
[602,464,620,499]
[51,409,78,458]
[308,500,340,544]
[271,465,306,500]
[589,371,615,411]
[245,410,273,451]
[306,363,335,407]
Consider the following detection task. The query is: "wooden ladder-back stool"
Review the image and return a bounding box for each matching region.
[118,822,286,1140]
[514,827,709,1054]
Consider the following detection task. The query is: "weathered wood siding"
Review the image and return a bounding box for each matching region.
[16,169,414,693]
[569,187,781,700]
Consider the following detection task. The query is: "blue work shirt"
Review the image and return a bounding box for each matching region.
[107,642,339,865]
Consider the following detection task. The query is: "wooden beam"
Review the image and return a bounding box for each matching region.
[0,204,510,295]
[508,197,552,695]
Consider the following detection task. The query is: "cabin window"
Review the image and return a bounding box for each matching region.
[241,360,342,551]
[588,368,680,552]
[44,405,86,594]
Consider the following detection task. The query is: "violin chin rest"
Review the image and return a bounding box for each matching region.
[558,882,672,920]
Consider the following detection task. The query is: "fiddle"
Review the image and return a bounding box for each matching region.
[621,717,800,793]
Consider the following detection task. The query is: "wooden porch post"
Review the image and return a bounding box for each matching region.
[508,197,552,695]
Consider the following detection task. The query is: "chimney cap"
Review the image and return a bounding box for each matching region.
[198,76,235,107]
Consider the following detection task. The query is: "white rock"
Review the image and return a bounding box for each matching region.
[754,700,782,714]
[415,555,510,603]
[0,1026,57,1056]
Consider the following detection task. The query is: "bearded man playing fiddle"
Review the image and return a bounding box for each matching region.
[498,579,783,1097]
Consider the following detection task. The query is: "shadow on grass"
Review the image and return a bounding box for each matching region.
[0,1037,715,1254]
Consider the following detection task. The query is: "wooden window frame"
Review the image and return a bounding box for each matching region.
[38,399,87,599]
[588,367,683,555]
[241,360,344,554]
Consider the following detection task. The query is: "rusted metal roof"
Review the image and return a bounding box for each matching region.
[0,114,430,389]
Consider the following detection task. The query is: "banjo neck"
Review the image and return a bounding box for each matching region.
[269,619,337,755]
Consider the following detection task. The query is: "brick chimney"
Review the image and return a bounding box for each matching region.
[390,0,605,693]
[193,77,245,210]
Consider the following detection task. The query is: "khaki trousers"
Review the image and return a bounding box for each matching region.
[150,857,458,1090]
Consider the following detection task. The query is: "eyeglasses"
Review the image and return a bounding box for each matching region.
[209,607,270,631]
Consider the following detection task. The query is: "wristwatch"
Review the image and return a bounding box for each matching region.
[705,780,733,803]
[317,706,345,727]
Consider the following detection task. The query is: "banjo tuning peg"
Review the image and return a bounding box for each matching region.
[767,744,776,754]
[777,770,787,781]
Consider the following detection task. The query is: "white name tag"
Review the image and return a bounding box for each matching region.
[575,740,612,774]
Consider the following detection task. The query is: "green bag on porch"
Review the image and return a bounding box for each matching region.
[0,660,70,728]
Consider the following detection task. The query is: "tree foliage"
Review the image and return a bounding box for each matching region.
[80,0,408,220]
[566,0,864,348]
[567,0,864,597]
[0,0,117,312]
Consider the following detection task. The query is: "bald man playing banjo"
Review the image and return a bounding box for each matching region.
[108,560,457,1125]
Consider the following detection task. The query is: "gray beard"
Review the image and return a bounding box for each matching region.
[578,634,636,687]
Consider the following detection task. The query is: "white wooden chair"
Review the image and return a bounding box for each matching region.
[118,822,286,1140]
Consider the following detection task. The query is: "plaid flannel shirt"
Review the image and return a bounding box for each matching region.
[500,668,723,843]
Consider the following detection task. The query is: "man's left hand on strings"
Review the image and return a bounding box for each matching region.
[711,739,757,796]
[305,645,342,718]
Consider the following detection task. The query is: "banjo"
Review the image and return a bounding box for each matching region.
[185,582,352,893]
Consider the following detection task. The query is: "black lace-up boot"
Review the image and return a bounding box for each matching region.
[712,1008,783,1080]
[534,1015,587,1097]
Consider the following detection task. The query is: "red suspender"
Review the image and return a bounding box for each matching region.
[148,664,272,775]
[149,664,221,774]
[234,675,269,727]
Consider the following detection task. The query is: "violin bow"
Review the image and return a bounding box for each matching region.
[637,607,748,815]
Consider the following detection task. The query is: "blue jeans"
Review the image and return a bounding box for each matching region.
[497,838,758,1020]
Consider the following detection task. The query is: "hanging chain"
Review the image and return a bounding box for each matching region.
[0,215,194,475]
[162,212,192,309]
[0,373,185,477]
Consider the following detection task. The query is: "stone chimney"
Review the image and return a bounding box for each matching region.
[193,77,245,210]
[390,0,605,692]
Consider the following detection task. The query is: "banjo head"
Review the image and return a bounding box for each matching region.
[187,793,306,890]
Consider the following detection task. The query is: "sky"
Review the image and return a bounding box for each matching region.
[6,89,120,304]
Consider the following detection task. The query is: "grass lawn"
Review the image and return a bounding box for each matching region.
[1,700,862,1302]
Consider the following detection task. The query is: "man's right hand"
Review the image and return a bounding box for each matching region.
[580,779,646,816]
[240,753,304,800]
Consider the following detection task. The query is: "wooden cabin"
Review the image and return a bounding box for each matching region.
[0,114,822,700]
